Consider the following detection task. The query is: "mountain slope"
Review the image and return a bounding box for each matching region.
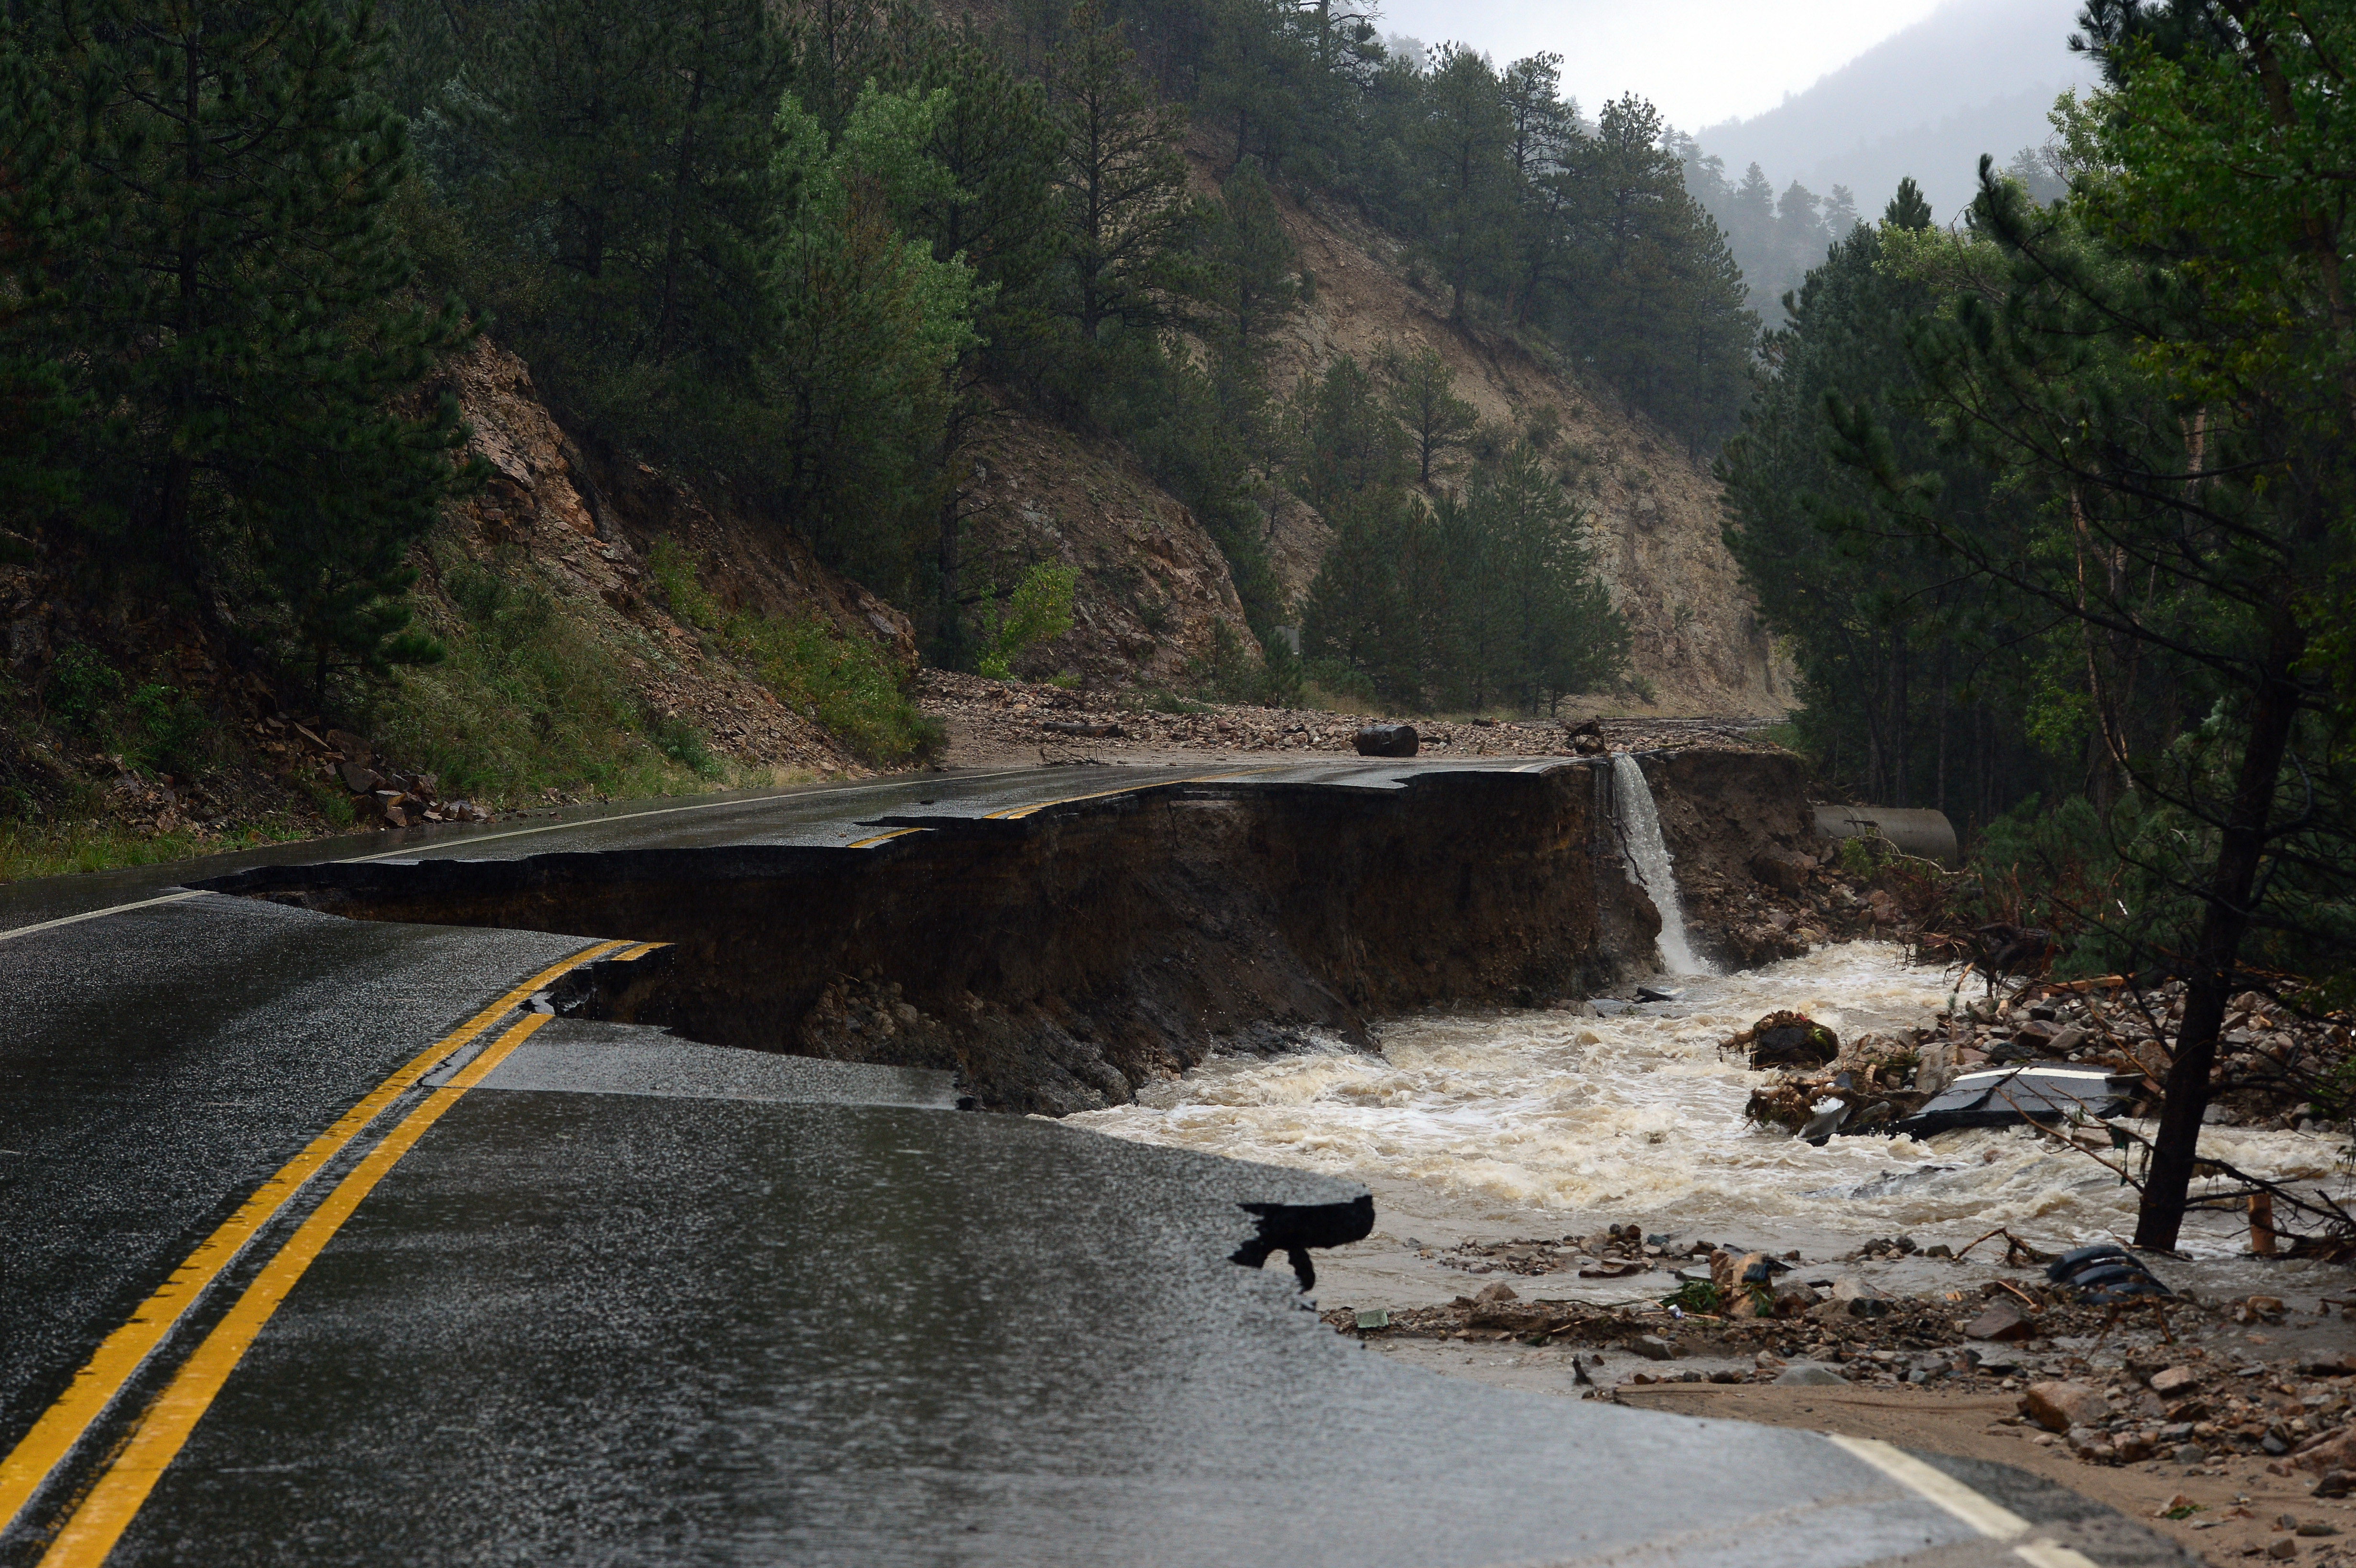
[1697,0,2096,218]
[1259,173,1785,714]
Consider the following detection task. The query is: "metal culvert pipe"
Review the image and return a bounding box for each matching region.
[1812,804,1959,868]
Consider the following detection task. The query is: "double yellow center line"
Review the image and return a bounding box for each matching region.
[0,937,658,1565]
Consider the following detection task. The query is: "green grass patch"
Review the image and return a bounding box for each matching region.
[729,614,939,766]
[0,818,301,883]
[374,552,722,806]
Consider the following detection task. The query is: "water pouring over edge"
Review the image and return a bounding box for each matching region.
[1612,755,1710,977]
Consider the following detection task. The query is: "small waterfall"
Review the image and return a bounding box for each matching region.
[1611,754,1710,976]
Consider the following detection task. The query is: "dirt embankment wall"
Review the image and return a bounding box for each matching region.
[207,751,1813,1111]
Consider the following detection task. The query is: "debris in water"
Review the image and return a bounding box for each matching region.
[1800,1097,1849,1145]
[2044,1243,2171,1303]
[1730,1010,1840,1068]
[1893,1062,2140,1137]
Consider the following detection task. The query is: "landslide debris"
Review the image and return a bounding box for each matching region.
[1328,1233,2356,1478]
[917,668,1785,767]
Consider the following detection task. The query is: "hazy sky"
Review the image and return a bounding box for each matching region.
[1374,0,1947,131]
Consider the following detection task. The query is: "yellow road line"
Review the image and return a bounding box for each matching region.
[0,938,635,1538]
[40,1011,558,1568]
[845,827,926,849]
[982,768,1276,822]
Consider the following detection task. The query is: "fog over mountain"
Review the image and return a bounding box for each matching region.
[1693,0,2099,223]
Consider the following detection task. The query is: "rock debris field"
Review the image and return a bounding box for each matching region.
[916,669,1778,768]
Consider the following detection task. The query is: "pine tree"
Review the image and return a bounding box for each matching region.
[759,87,982,597]
[1411,43,1512,319]
[448,0,785,458]
[0,21,82,534]
[901,25,1062,663]
[1049,0,1192,347]
[1197,158,1300,367]
[14,0,478,690]
[1377,342,1477,486]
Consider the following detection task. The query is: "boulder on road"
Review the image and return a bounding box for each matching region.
[1628,1334,1678,1361]
[1353,724,1418,758]
[2022,1381,2111,1434]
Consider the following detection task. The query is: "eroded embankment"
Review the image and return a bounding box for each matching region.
[200,756,1804,1112]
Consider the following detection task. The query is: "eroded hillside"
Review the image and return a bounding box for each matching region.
[956,152,1788,716]
[1264,184,1786,716]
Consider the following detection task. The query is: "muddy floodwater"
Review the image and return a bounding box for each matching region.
[1076,941,2354,1300]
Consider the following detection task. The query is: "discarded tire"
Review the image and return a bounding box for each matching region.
[1353,724,1418,758]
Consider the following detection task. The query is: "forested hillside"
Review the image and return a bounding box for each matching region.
[0,0,1777,871]
[1713,1,2356,1244]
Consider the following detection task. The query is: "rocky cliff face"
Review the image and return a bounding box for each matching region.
[959,398,1262,684]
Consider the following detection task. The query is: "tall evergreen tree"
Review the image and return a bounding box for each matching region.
[446,0,786,459]
[1410,43,1512,320]
[1049,0,1192,348]
[8,0,478,689]
[1377,342,1478,486]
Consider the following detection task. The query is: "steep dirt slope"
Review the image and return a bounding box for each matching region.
[956,152,1789,714]
[418,340,913,779]
[1251,171,1788,716]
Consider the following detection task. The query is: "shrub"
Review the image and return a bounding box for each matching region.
[46,648,124,736]
[975,562,1077,679]
[644,537,721,631]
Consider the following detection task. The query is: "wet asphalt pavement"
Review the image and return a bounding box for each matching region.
[0,764,2192,1566]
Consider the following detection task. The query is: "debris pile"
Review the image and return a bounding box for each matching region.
[1428,1224,1693,1280]
[1329,1236,2356,1476]
[1739,1018,1932,1141]
[915,670,1786,765]
[279,723,491,829]
[1929,979,2352,1133]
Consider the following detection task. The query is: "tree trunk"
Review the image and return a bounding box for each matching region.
[2133,608,2305,1251]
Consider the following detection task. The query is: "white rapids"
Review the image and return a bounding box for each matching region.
[1074,941,2353,1272]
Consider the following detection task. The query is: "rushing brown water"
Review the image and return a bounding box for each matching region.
[1078,941,2353,1294]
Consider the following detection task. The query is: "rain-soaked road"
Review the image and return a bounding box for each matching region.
[0,762,2191,1566]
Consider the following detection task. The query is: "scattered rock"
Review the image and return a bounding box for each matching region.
[1473,1281,1519,1304]
[1808,1278,1892,1321]
[1775,1363,1847,1387]
[2149,1365,2201,1397]
[2023,1381,2112,1434]
[1629,1335,1678,1361]
[1964,1299,2036,1342]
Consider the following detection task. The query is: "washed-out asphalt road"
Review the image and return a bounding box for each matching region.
[1,762,2187,1566]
